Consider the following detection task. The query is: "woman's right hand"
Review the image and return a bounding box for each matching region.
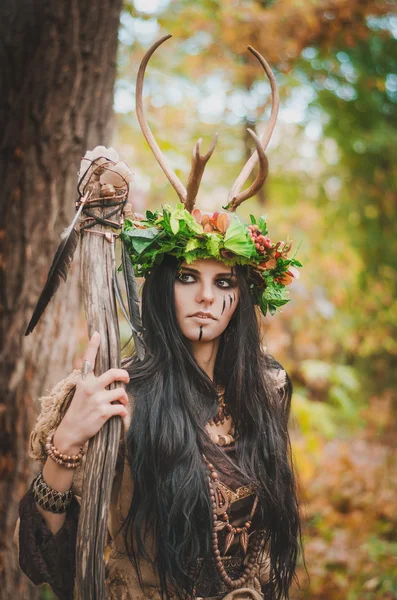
[54,331,130,454]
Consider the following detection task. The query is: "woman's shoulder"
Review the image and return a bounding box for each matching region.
[262,353,293,418]
[262,353,288,390]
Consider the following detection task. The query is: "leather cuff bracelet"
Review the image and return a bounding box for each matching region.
[32,470,73,514]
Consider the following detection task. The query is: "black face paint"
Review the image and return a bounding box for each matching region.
[221,296,226,315]
[198,325,203,341]
[229,294,233,308]
[233,292,236,302]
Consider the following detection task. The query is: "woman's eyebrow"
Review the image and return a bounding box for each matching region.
[180,267,234,277]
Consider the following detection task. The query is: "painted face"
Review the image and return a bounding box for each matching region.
[174,258,240,343]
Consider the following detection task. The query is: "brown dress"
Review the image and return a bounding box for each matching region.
[16,368,286,599]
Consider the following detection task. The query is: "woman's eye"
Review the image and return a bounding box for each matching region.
[177,273,196,284]
[216,279,233,289]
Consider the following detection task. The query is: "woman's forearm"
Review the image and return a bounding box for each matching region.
[35,430,81,535]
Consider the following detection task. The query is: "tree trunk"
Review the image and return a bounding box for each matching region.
[0,1,122,597]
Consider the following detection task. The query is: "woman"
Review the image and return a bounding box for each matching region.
[18,254,301,600]
[17,37,302,600]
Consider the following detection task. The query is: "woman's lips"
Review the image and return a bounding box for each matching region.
[189,312,216,321]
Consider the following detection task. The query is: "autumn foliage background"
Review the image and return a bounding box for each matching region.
[36,0,396,598]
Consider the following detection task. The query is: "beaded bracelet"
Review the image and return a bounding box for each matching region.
[45,432,84,469]
[32,471,73,514]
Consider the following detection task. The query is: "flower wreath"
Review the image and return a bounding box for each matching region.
[120,204,301,316]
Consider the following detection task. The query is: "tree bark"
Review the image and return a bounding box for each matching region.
[0,1,122,597]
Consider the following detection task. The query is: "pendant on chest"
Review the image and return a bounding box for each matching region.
[212,480,230,516]
[209,391,231,427]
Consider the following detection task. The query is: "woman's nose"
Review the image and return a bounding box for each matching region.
[197,280,215,305]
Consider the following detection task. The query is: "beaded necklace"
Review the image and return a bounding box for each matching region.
[203,454,263,590]
[207,387,236,447]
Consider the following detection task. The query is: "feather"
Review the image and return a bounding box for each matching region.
[121,239,145,359]
[25,199,86,336]
[214,520,227,532]
[113,269,136,333]
[121,240,142,332]
[224,531,235,555]
[240,528,249,555]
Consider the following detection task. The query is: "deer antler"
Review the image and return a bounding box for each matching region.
[226,47,279,213]
[136,35,186,204]
[136,35,217,212]
[185,134,218,212]
[229,129,269,211]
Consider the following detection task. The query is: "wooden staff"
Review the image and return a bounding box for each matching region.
[75,171,126,598]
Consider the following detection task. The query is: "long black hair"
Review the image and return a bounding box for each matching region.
[123,255,301,599]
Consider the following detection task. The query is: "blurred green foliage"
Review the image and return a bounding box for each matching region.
[297,25,397,389]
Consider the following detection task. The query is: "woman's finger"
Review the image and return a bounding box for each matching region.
[80,331,101,378]
[105,403,128,420]
[96,387,129,406]
[96,368,130,388]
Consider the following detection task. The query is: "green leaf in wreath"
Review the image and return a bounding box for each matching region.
[263,284,290,307]
[171,204,203,235]
[289,258,303,268]
[124,227,159,255]
[161,208,171,232]
[185,238,200,253]
[257,215,268,235]
[170,212,180,235]
[206,233,222,257]
[223,218,255,258]
[184,251,200,264]
[257,292,268,316]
